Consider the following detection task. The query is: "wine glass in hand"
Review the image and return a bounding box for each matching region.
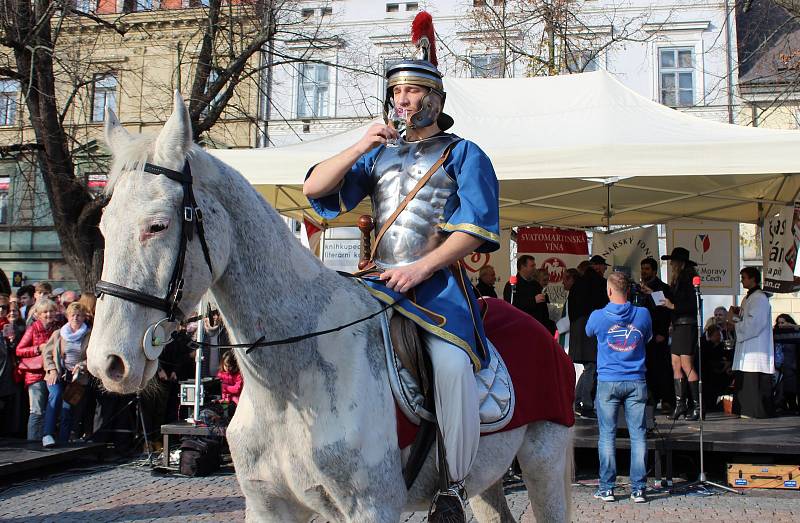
[385,107,408,147]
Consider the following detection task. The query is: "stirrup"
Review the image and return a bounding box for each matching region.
[428,481,467,523]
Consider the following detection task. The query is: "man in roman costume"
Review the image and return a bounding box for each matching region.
[303,11,499,518]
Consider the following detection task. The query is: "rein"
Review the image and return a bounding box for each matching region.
[96,155,401,357]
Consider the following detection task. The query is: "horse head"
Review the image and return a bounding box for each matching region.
[87,92,232,393]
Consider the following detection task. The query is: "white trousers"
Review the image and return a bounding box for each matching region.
[423,331,480,482]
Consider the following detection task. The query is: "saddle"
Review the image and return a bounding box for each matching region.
[379,309,515,488]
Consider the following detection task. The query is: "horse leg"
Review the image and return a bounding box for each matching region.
[239,478,314,523]
[470,479,515,523]
[516,422,573,523]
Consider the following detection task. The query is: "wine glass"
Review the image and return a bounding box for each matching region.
[385,106,408,147]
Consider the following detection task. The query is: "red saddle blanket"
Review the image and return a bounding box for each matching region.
[397,297,576,449]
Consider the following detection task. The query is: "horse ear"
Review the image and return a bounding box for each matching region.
[153,91,193,167]
[104,107,133,153]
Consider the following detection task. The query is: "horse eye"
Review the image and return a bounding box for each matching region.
[149,222,168,234]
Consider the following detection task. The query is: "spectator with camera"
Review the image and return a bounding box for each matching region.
[587,271,652,503]
[503,255,553,333]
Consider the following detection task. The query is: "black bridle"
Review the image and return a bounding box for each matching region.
[95,161,214,322]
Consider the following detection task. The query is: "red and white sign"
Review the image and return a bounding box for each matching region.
[516,227,589,305]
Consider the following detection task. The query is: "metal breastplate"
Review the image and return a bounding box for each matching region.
[370,134,460,268]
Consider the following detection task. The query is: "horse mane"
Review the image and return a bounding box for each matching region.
[104,134,208,196]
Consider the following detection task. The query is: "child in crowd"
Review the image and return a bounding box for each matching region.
[217,350,243,410]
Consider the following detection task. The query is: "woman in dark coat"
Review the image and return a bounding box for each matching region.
[662,247,700,420]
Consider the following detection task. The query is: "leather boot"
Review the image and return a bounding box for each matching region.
[686,380,701,421]
[670,379,687,420]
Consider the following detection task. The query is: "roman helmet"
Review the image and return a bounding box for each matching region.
[384,11,454,131]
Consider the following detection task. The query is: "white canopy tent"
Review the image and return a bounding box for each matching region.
[210,71,800,229]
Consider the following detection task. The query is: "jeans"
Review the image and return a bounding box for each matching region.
[596,380,648,491]
[27,381,47,441]
[44,381,74,442]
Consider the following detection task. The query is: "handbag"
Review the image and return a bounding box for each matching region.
[62,379,86,406]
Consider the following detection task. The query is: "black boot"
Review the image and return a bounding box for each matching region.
[670,379,687,420]
[686,380,701,421]
[428,482,467,523]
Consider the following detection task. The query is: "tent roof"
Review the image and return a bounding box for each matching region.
[210,71,800,229]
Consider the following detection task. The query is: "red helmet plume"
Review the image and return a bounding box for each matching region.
[411,11,437,67]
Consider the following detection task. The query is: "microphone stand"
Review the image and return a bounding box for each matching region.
[673,282,741,495]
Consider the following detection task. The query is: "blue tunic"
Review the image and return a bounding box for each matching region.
[308,135,500,370]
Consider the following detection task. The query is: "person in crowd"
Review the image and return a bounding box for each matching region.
[639,257,674,414]
[41,302,91,446]
[1,306,26,437]
[25,282,53,326]
[576,260,590,276]
[558,268,580,350]
[0,303,17,435]
[707,306,736,350]
[217,350,243,413]
[587,272,652,504]
[475,264,497,298]
[59,290,78,311]
[729,267,774,418]
[661,247,701,421]
[503,255,554,333]
[77,292,97,325]
[203,306,229,376]
[773,314,799,414]
[700,324,734,411]
[17,285,35,321]
[51,287,65,305]
[569,255,610,417]
[15,299,62,441]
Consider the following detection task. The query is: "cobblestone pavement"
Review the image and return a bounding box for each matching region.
[0,461,797,522]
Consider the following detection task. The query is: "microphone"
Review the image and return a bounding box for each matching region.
[692,276,702,288]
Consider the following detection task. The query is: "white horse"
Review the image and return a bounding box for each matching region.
[87,93,573,522]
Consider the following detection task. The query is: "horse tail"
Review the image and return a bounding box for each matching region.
[563,427,575,522]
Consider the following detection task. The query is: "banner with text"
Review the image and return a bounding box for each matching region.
[516,227,589,306]
[463,230,512,296]
[592,226,659,283]
[762,203,800,293]
[666,221,740,295]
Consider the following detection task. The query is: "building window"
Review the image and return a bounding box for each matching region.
[321,6,332,16]
[474,0,504,6]
[470,54,502,78]
[0,177,8,224]
[301,8,314,18]
[406,2,418,10]
[75,0,95,12]
[386,3,399,13]
[92,73,117,122]
[659,47,694,108]
[296,63,330,118]
[0,80,19,126]
[565,49,600,73]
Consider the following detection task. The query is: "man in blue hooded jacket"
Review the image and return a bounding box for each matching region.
[586,271,652,503]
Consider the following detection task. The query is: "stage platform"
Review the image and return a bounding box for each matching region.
[0,438,106,480]
[572,411,800,484]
